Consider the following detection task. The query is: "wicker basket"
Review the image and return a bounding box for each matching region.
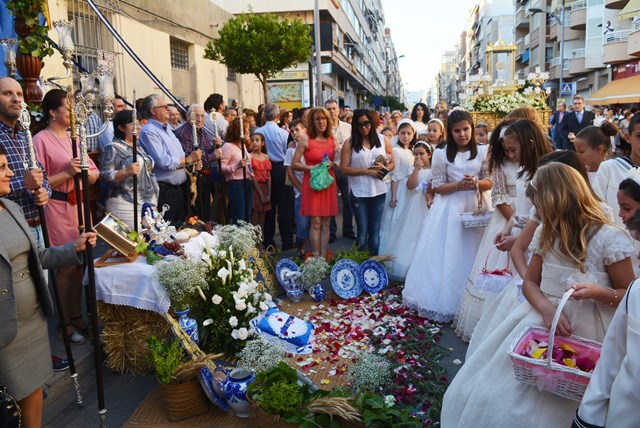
[507,289,602,401]
[159,377,209,421]
[249,400,298,428]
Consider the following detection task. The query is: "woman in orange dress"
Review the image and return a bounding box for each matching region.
[292,107,338,259]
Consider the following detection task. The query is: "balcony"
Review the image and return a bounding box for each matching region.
[516,37,526,56]
[515,6,529,29]
[605,0,630,9]
[570,1,587,30]
[550,56,570,80]
[603,29,633,64]
[569,48,587,75]
[628,20,640,56]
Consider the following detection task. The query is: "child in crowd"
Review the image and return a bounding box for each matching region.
[417,129,429,143]
[380,141,432,278]
[475,122,490,145]
[573,177,640,428]
[594,114,640,226]
[250,131,272,231]
[380,126,394,141]
[454,119,552,341]
[379,119,417,268]
[574,120,617,185]
[403,110,492,322]
[284,119,310,255]
[443,163,636,427]
[426,118,445,151]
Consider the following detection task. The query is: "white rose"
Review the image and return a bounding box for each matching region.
[237,327,249,340]
[236,288,248,299]
[229,316,238,327]
[217,267,230,284]
[212,294,223,305]
[238,259,246,270]
[259,301,269,312]
[235,300,247,311]
[231,329,240,340]
[264,293,273,302]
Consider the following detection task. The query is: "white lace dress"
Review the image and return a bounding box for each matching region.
[453,160,518,341]
[379,145,415,254]
[441,224,635,428]
[403,145,490,322]
[593,157,634,227]
[380,167,431,279]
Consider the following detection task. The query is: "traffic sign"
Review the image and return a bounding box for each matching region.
[560,82,576,95]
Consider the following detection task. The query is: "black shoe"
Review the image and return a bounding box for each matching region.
[329,235,336,243]
[343,231,356,240]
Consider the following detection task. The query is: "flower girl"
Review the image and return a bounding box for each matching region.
[403,109,492,322]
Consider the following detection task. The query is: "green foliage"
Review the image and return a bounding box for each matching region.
[352,391,422,428]
[334,245,372,265]
[6,0,55,61]
[248,362,312,418]
[204,11,312,100]
[147,336,188,384]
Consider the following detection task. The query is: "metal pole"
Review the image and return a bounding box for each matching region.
[314,0,323,106]
[559,1,565,103]
[386,58,389,112]
[132,90,139,233]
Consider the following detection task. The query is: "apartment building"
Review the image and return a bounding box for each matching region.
[2,0,263,108]
[215,0,401,110]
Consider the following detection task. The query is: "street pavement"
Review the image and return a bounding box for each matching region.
[42,233,468,427]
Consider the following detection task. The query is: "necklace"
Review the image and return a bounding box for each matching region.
[46,129,74,158]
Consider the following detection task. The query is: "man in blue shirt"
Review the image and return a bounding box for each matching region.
[256,103,293,250]
[138,94,201,224]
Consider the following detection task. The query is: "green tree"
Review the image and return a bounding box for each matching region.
[204,12,312,103]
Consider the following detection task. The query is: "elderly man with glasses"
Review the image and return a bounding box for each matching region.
[139,94,202,224]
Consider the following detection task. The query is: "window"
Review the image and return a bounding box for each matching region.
[170,38,189,70]
[227,69,237,81]
[66,0,116,75]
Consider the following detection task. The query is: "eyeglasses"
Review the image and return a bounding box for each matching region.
[357,121,371,128]
[153,105,169,110]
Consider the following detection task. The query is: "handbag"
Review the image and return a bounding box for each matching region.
[0,383,21,428]
[472,245,513,295]
[309,161,334,191]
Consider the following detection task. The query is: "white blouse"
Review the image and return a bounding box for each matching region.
[348,137,388,198]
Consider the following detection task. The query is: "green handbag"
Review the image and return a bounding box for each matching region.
[309,161,334,191]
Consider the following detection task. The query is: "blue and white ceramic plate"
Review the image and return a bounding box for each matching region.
[358,260,388,294]
[275,259,299,289]
[330,259,362,299]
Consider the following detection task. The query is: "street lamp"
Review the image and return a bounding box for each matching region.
[530,1,565,104]
[386,54,405,112]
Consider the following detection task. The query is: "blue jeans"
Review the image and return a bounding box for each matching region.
[330,171,354,238]
[294,196,310,242]
[349,192,385,256]
[227,179,253,224]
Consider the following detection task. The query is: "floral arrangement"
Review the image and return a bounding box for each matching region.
[155,258,208,311]
[190,240,273,356]
[236,337,286,373]
[215,221,262,258]
[298,256,330,289]
[182,216,214,234]
[461,67,550,117]
[521,339,597,372]
[346,353,392,391]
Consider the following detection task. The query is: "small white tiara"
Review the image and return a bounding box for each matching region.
[626,167,640,187]
[499,126,509,139]
[593,116,606,128]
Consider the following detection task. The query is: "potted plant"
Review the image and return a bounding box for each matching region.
[6,0,55,103]
[147,336,208,421]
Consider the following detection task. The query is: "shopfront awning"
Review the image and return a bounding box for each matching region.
[587,75,640,104]
[619,0,640,20]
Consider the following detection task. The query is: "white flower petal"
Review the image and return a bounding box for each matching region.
[203,318,213,326]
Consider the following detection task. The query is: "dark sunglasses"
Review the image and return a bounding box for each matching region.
[357,121,371,128]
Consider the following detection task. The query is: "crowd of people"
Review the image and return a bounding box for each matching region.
[4,67,640,426]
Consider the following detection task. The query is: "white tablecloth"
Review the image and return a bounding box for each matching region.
[84,232,216,315]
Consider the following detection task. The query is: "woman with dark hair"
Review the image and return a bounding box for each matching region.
[292,107,338,258]
[410,102,430,135]
[340,109,395,255]
[32,89,99,344]
[221,117,253,223]
[99,109,159,227]
[0,145,97,428]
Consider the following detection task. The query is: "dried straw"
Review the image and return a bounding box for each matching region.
[306,396,362,423]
